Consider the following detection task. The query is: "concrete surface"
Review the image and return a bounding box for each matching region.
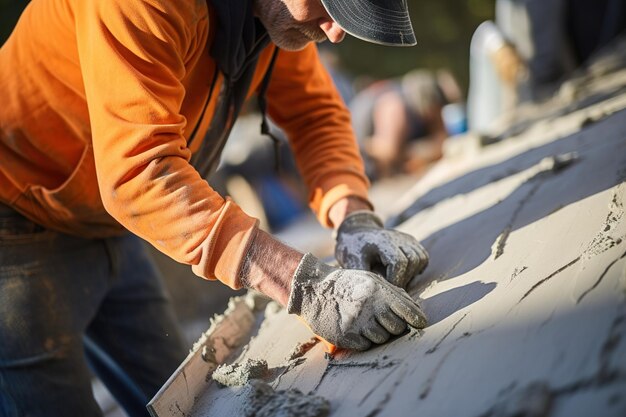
[155,38,626,417]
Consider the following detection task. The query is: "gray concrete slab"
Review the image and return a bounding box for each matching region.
[156,41,626,417]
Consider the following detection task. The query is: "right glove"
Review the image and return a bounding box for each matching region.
[287,253,427,351]
[335,210,429,289]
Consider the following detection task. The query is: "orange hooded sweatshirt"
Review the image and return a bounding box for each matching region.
[0,0,370,288]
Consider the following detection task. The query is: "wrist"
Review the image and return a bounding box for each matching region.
[239,230,303,306]
[328,196,374,229]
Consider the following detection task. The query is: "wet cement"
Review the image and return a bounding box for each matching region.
[182,40,626,417]
[490,382,553,417]
[212,359,269,387]
[238,380,329,417]
[286,337,319,361]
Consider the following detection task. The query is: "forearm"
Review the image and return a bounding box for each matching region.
[239,230,303,306]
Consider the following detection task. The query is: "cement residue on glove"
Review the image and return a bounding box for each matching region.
[335,210,429,288]
[288,253,427,351]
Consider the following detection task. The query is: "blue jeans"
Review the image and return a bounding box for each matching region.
[0,207,187,416]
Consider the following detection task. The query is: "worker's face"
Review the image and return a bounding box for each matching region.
[255,0,346,51]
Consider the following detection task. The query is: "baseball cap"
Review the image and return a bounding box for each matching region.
[320,0,416,46]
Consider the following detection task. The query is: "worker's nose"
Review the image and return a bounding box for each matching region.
[318,18,346,43]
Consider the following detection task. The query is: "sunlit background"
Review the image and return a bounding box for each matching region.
[333,1,495,91]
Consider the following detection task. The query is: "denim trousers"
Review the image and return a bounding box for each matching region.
[0,207,187,417]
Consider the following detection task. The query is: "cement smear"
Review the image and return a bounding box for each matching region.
[212,358,269,387]
[239,380,329,417]
[265,300,283,316]
[244,290,273,312]
[286,337,319,361]
[490,382,553,417]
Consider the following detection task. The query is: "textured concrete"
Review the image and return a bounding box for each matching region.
[153,39,626,417]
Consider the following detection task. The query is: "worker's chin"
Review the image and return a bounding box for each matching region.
[271,36,309,51]
[268,28,327,51]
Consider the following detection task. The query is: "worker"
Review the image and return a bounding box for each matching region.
[350,69,453,180]
[0,0,430,415]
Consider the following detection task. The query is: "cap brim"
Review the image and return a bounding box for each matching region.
[320,0,416,46]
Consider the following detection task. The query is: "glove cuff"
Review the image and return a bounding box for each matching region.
[287,253,335,315]
[336,210,383,238]
[287,253,318,315]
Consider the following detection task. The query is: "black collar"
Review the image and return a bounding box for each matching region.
[209,0,270,82]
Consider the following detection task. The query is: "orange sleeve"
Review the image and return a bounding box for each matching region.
[74,0,257,288]
[265,44,372,228]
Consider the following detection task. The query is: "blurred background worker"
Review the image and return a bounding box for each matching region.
[350,69,464,180]
[468,0,626,135]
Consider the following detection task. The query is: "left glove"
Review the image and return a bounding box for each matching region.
[288,253,428,351]
[335,210,429,288]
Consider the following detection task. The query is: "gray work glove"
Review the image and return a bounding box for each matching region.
[287,253,427,351]
[335,210,429,289]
